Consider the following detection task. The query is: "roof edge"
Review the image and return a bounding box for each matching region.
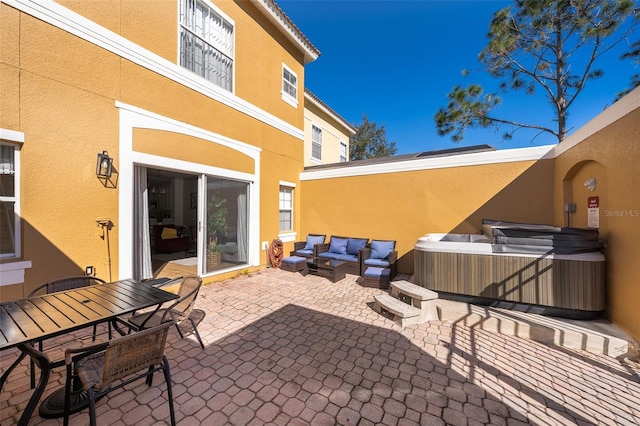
[304,89,357,135]
[250,0,321,64]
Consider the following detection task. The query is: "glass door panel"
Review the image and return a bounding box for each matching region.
[203,176,249,274]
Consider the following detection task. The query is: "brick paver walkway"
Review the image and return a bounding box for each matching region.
[2,269,639,425]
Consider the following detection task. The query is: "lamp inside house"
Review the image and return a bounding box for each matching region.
[96,151,113,178]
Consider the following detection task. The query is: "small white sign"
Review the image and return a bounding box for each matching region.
[588,196,599,228]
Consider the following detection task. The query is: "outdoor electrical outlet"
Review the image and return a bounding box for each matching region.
[262,241,268,250]
[85,266,94,276]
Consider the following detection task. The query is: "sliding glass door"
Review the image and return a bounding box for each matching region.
[203,176,249,274]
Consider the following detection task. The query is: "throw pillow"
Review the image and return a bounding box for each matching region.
[371,240,395,259]
[161,227,178,240]
[304,235,325,250]
[346,238,367,255]
[329,237,348,254]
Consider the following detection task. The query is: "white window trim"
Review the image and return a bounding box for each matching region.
[340,141,347,162]
[281,63,298,108]
[6,1,304,141]
[278,180,296,241]
[311,123,322,163]
[0,129,32,286]
[177,0,236,93]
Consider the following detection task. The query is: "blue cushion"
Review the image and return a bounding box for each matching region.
[371,240,395,260]
[329,237,348,254]
[319,252,357,262]
[294,249,313,256]
[364,258,390,268]
[283,256,307,264]
[304,235,325,250]
[364,267,390,278]
[346,238,367,255]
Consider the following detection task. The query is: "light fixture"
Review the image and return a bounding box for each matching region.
[96,151,113,178]
[584,177,596,191]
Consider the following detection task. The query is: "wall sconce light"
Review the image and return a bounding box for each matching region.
[96,151,113,178]
[584,177,596,191]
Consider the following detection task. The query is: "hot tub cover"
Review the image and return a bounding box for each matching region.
[482,219,604,254]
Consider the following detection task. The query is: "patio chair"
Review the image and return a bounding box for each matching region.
[361,239,398,279]
[27,276,107,389]
[289,233,326,258]
[63,321,176,426]
[119,276,205,349]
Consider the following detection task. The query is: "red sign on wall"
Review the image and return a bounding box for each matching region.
[588,196,599,208]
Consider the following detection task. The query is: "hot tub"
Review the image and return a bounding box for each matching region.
[414,231,606,319]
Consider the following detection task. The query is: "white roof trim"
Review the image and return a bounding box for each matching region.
[301,86,640,181]
[300,145,556,180]
[250,0,320,64]
[6,0,304,141]
[304,91,356,136]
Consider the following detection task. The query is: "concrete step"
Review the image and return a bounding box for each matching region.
[436,299,634,358]
[391,280,438,301]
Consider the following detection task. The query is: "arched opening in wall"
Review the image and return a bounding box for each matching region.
[562,160,607,238]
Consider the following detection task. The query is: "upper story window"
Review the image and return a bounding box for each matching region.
[340,142,347,162]
[311,125,322,161]
[180,0,234,91]
[282,64,298,107]
[0,143,18,258]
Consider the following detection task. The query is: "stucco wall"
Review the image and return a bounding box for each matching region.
[299,157,555,274]
[0,1,307,298]
[553,98,640,340]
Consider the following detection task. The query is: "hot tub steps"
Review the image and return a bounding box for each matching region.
[373,280,439,327]
[436,299,634,358]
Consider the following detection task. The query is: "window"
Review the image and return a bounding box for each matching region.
[0,144,17,258]
[340,142,347,162]
[279,185,293,232]
[282,64,298,107]
[180,0,234,91]
[311,125,322,161]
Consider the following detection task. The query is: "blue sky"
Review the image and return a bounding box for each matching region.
[279,0,638,155]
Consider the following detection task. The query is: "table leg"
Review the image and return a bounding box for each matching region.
[0,350,26,391]
[14,344,51,426]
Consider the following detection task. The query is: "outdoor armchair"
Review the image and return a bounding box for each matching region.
[361,240,398,279]
[290,233,326,258]
[27,276,107,389]
[63,321,176,426]
[118,276,205,349]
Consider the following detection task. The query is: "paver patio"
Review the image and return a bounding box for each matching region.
[1,269,639,425]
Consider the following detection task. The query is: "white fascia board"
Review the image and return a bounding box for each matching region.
[553,85,640,157]
[300,145,556,181]
[250,0,320,64]
[304,92,356,136]
[6,0,304,141]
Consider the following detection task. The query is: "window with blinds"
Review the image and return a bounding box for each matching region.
[311,125,322,161]
[279,186,293,232]
[180,0,234,91]
[0,145,16,257]
[282,64,298,107]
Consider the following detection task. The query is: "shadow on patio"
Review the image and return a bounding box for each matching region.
[2,269,639,425]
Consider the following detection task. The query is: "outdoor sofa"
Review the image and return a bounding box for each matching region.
[316,236,369,275]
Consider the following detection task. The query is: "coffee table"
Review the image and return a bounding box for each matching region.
[307,258,347,282]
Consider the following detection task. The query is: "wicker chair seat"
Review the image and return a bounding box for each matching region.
[64,322,176,426]
[76,353,106,391]
[119,276,204,349]
[128,309,181,329]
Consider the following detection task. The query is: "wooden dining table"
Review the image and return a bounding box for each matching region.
[0,278,178,426]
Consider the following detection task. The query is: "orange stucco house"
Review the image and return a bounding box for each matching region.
[1,0,638,341]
